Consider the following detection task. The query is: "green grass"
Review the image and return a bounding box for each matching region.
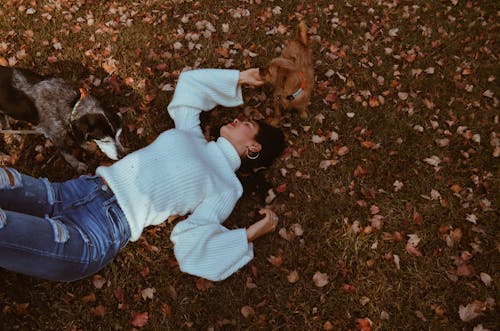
[0,0,498,330]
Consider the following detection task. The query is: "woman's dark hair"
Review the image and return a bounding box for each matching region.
[238,120,286,201]
[241,120,286,171]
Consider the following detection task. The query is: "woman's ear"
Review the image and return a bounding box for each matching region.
[250,143,262,153]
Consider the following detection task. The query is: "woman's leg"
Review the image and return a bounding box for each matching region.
[0,208,95,281]
[0,167,55,217]
[0,172,130,282]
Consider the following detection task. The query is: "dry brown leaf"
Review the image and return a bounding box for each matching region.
[480,272,492,287]
[312,271,329,287]
[458,301,485,322]
[141,287,156,300]
[240,305,255,318]
[92,275,106,289]
[287,270,299,284]
[355,318,372,331]
[82,292,96,303]
[130,312,149,327]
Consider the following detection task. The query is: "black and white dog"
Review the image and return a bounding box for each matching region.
[0,66,125,172]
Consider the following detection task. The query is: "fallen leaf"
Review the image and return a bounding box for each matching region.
[278,228,295,241]
[456,263,475,277]
[312,271,329,287]
[368,97,379,107]
[342,283,356,292]
[92,275,106,289]
[337,146,350,156]
[480,272,492,287]
[355,318,372,331]
[141,287,156,300]
[267,254,283,267]
[91,305,106,317]
[406,243,422,256]
[240,305,255,318]
[393,180,404,191]
[323,320,334,331]
[131,312,149,327]
[423,155,441,167]
[459,301,485,322]
[370,205,380,215]
[359,296,370,306]
[287,270,299,283]
[290,223,304,236]
[82,292,96,303]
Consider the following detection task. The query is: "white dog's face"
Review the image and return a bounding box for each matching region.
[93,128,125,160]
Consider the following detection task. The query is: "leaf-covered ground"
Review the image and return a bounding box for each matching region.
[0,0,498,330]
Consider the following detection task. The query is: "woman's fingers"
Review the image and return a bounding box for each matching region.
[259,208,278,224]
[241,68,264,86]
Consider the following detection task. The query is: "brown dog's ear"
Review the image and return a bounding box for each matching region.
[269,58,297,72]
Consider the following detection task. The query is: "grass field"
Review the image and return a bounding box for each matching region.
[0,0,498,330]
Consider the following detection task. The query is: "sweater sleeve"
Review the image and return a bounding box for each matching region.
[167,69,243,133]
[169,193,254,281]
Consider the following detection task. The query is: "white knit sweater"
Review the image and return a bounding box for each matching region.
[96,69,254,281]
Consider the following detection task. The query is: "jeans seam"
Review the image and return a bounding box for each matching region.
[0,242,92,263]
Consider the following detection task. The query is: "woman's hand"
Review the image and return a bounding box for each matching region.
[246,208,278,242]
[238,68,265,87]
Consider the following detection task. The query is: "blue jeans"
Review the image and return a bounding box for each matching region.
[0,167,130,282]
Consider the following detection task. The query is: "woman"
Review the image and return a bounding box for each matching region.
[0,68,286,282]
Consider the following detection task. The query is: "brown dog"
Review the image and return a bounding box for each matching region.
[261,21,314,124]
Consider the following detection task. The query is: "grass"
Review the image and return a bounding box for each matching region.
[0,0,498,330]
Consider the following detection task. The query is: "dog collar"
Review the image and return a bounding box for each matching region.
[286,71,307,101]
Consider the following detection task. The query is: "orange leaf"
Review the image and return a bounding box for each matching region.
[368,97,379,107]
[92,305,106,317]
[360,141,376,149]
[267,254,283,267]
[216,47,229,58]
[161,303,172,318]
[456,264,475,277]
[354,165,368,177]
[356,318,372,331]
[342,283,356,292]
[413,211,423,225]
[276,183,287,193]
[131,312,149,328]
[450,184,462,193]
[406,243,422,256]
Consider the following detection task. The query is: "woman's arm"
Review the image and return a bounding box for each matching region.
[167,69,243,132]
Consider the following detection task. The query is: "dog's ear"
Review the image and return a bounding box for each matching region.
[264,58,298,85]
[269,58,297,72]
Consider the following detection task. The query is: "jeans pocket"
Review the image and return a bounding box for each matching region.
[105,202,129,248]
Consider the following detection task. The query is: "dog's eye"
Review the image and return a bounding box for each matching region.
[286,95,295,101]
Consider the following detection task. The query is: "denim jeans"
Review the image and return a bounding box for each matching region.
[0,167,130,282]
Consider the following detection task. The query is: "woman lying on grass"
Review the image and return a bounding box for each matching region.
[0,68,285,282]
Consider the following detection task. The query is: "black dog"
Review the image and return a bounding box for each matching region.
[0,66,125,172]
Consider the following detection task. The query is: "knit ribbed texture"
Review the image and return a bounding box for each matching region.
[96,69,254,281]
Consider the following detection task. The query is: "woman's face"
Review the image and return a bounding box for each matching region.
[220,119,261,155]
